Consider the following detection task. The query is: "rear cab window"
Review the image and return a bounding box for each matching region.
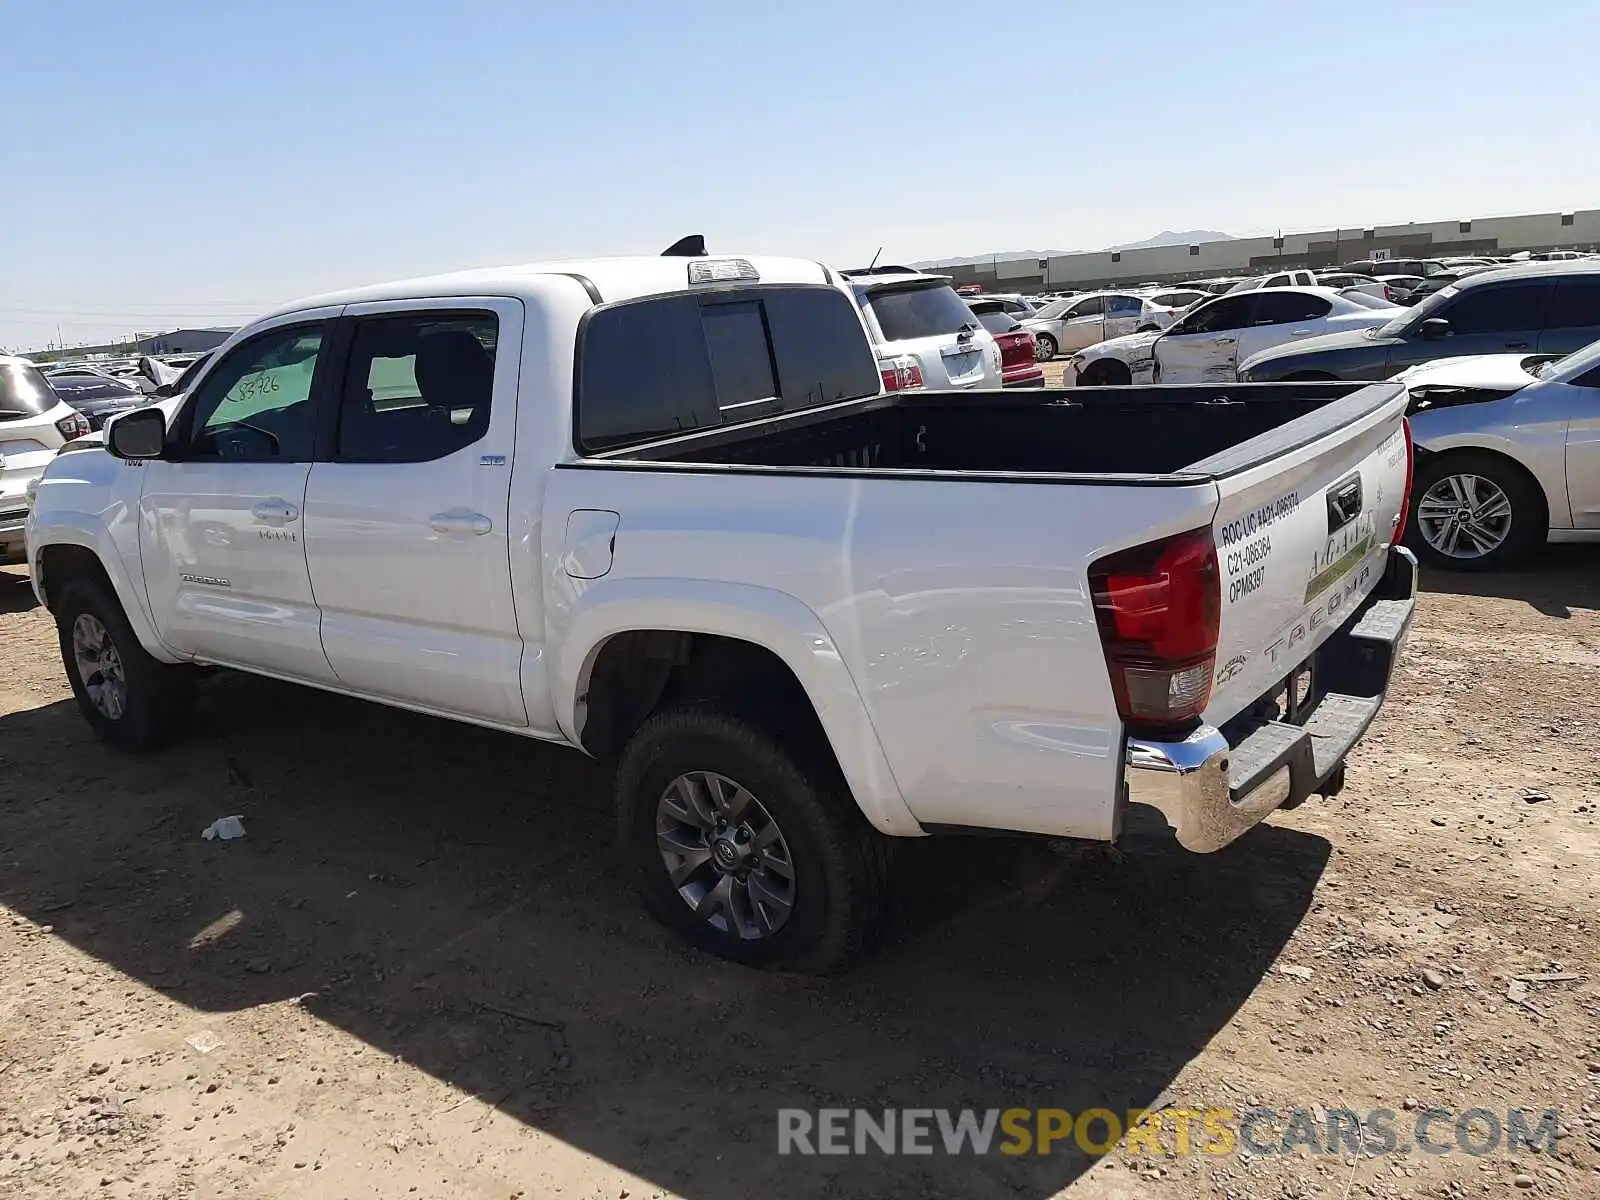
[577,285,881,453]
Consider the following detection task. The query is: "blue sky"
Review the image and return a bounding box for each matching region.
[3,0,1596,349]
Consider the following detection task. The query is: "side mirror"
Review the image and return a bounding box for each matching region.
[107,407,167,460]
[1418,318,1451,341]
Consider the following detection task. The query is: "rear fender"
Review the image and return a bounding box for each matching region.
[554,576,921,836]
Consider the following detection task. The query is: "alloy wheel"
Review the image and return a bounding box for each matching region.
[72,613,127,720]
[1416,473,1513,560]
[655,771,796,940]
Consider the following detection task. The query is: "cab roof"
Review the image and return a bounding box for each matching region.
[262,255,837,323]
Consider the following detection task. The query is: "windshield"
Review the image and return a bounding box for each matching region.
[1376,286,1458,338]
[1033,298,1074,319]
[866,283,979,341]
[1537,335,1600,379]
[0,361,59,420]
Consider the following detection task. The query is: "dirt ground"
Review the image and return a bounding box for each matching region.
[3,548,1599,1200]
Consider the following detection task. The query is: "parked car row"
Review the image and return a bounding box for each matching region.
[1239,261,1600,383]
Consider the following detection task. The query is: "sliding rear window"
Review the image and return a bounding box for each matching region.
[577,285,880,453]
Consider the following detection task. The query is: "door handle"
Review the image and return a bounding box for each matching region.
[429,511,492,536]
[1504,341,1530,349]
[1290,329,1312,336]
[1217,337,1237,345]
[251,499,298,524]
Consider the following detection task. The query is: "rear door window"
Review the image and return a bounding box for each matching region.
[578,285,879,453]
[1105,295,1143,317]
[865,283,978,341]
[1438,284,1549,334]
[336,312,498,462]
[1541,279,1600,329]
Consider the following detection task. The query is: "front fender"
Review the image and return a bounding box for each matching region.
[1410,423,1570,529]
[28,511,183,663]
[554,576,922,837]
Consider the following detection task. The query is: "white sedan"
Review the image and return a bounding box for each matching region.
[1068,286,1400,386]
[1020,291,1180,361]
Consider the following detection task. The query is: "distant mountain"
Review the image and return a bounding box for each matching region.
[913,229,1236,268]
[1108,229,1236,251]
[909,250,1070,269]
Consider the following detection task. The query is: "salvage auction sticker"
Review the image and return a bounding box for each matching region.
[1305,510,1376,602]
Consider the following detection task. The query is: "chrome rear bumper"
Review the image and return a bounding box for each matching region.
[1125,546,1417,853]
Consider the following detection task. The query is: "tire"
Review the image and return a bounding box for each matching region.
[55,577,195,752]
[1405,451,1545,572]
[1079,359,1132,386]
[615,704,890,973]
[1034,333,1057,362]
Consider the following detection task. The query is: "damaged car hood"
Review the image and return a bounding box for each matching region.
[1392,353,1543,392]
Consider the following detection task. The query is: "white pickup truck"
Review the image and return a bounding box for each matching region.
[26,251,1418,972]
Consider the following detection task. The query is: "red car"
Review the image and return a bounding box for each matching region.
[966,300,1046,387]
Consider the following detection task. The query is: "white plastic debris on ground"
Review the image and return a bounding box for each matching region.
[201,815,247,841]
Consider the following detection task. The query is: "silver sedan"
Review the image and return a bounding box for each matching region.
[1397,338,1600,569]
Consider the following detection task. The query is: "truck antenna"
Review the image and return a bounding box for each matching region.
[867,246,884,270]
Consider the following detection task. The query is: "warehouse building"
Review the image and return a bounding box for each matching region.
[133,327,236,355]
[923,208,1600,292]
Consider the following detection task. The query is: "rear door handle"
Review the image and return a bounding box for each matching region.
[251,499,298,524]
[429,510,492,536]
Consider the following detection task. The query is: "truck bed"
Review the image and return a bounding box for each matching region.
[601,382,1400,480]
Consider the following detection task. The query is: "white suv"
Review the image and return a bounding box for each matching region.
[843,268,1003,392]
[1,356,91,563]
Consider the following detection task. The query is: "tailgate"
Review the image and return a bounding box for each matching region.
[1201,388,1410,725]
[901,333,993,390]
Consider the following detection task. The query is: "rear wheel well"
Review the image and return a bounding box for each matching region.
[37,545,113,613]
[580,632,831,763]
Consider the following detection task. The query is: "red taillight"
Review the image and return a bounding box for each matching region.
[1089,527,1221,735]
[56,412,90,441]
[879,357,924,392]
[1393,417,1415,543]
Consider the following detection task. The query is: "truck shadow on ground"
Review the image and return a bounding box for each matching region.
[0,675,1330,1199]
[1418,542,1600,618]
[0,571,40,614]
